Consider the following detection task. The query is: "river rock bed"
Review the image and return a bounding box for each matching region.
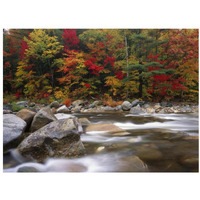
[3,100,199,172]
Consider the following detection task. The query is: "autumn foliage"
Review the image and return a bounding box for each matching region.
[3,29,199,103]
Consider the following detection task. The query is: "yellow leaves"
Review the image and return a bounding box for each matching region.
[105,76,121,87]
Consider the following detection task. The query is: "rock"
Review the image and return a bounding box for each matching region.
[3,114,27,152]
[16,101,28,107]
[154,104,161,110]
[93,100,101,107]
[143,104,150,109]
[131,100,140,107]
[72,100,84,107]
[86,123,129,135]
[164,107,174,113]
[57,105,70,113]
[137,148,163,162]
[16,108,36,126]
[17,166,40,172]
[129,105,144,114]
[30,107,57,132]
[51,108,57,114]
[137,101,145,106]
[54,113,74,120]
[28,102,36,107]
[79,118,91,126]
[3,110,12,114]
[88,104,95,109]
[146,107,155,114]
[122,101,132,111]
[183,106,192,113]
[17,118,85,162]
[160,102,173,107]
[50,101,60,108]
[115,105,122,110]
[3,104,12,111]
[71,106,82,113]
[179,155,198,168]
[116,155,148,172]
[104,106,115,111]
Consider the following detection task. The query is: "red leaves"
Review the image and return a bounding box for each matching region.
[84,83,91,88]
[62,29,79,51]
[84,57,104,75]
[114,71,125,80]
[15,90,22,99]
[104,56,115,67]
[20,40,28,60]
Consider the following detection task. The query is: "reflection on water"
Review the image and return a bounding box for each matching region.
[3,113,199,172]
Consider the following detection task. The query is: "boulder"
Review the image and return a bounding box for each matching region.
[146,107,155,114]
[121,101,132,111]
[129,105,144,114]
[136,148,163,162]
[71,106,82,113]
[50,101,60,108]
[72,100,84,107]
[28,102,36,107]
[178,155,198,168]
[86,123,130,136]
[3,114,27,152]
[16,101,28,107]
[131,100,140,107]
[17,117,85,162]
[3,110,12,114]
[16,108,36,126]
[30,107,57,132]
[116,155,149,172]
[57,105,70,113]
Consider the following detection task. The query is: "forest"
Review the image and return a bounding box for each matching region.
[3,29,199,105]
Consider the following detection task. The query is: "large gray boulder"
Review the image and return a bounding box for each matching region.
[121,101,132,111]
[57,105,70,113]
[17,117,85,162]
[30,107,57,132]
[3,114,27,152]
[129,105,144,114]
[131,100,140,107]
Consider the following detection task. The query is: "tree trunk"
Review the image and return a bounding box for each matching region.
[124,30,129,99]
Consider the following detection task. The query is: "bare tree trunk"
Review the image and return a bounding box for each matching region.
[124,30,129,99]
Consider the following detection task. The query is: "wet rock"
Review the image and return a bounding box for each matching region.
[17,118,85,162]
[79,118,91,126]
[116,155,149,172]
[122,101,132,111]
[3,104,12,111]
[16,108,36,126]
[160,102,173,107]
[178,155,198,169]
[30,107,57,132]
[71,106,82,113]
[86,123,129,135]
[129,105,144,114]
[72,100,84,107]
[57,105,70,113]
[3,114,27,152]
[115,105,122,111]
[104,106,115,111]
[50,101,60,108]
[136,148,163,162]
[131,100,140,107]
[17,166,40,172]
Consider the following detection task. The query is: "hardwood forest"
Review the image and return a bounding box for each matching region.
[3,29,199,105]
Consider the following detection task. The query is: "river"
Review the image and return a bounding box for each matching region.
[3,112,199,172]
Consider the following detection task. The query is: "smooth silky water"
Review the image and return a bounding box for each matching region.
[3,112,198,172]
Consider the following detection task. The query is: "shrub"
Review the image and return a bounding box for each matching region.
[11,102,25,112]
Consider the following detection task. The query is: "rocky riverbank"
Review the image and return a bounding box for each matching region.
[3,99,198,171]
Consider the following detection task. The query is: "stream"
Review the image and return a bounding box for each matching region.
[3,112,199,172]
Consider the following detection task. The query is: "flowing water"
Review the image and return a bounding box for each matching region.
[3,112,199,172]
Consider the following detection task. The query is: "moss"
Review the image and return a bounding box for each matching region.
[11,102,25,112]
